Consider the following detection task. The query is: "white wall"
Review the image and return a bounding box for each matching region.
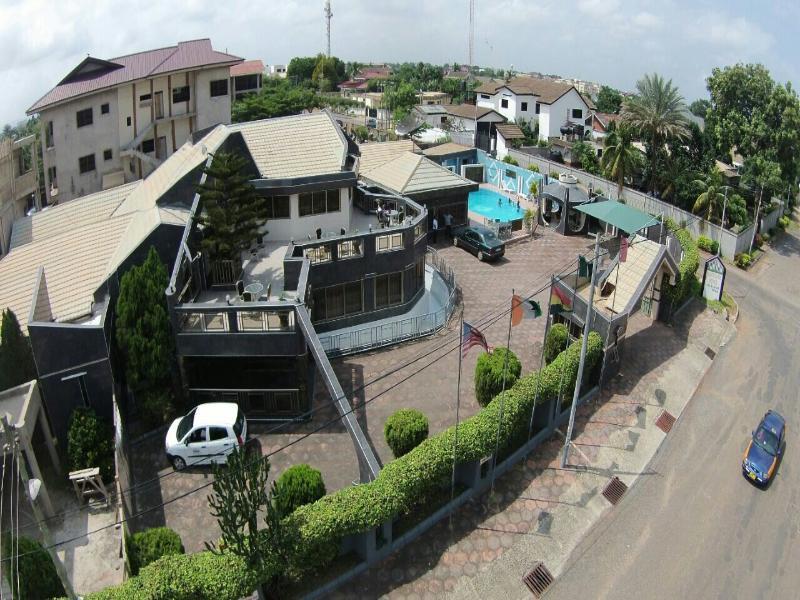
[478,90,536,125]
[539,88,591,140]
[264,187,352,242]
[196,67,233,130]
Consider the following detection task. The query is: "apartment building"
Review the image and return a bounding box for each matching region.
[27,39,242,204]
[0,135,39,254]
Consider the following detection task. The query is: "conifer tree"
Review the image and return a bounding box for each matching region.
[0,308,37,390]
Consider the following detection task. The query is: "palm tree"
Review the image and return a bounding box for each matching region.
[601,124,640,198]
[691,170,727,225]
[622,73,690,193]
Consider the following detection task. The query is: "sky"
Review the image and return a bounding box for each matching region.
[1,0,798,126]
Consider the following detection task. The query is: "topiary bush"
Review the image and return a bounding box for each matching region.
[2,536,65,600]
[735,252,752,269]
[384,409,429,458]
[543,323,569,364]
[127,527,185,576]
[527,163,540,173]
[502,155,519,166]
[474,347,522,407]
[273,464,327,517]
[67,406,115,482]
[696,235,719,254]
[778,215,790,229]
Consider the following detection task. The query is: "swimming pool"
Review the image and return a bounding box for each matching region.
[469,188,526,222]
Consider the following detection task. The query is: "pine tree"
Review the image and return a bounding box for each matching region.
[196,151,265,264]
[0,308,37,390]
[115,247,174,392]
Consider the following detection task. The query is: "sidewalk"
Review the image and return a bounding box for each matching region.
[331,301,734,599]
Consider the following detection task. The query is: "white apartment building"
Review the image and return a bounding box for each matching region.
[27,39,242,204]
[475,77,595,142]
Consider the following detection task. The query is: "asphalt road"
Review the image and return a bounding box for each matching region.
[547,226,800,600]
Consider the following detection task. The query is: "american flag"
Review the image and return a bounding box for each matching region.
[462,321,489,357]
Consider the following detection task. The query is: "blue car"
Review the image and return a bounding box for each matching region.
[742,410,785,486]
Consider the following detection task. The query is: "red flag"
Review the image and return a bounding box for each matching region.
[619,236,628,263]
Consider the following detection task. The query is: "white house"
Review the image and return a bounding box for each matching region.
[412,104,505,152]
[475,77,594,142]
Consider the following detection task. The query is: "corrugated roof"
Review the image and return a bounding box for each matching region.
[362,152,475,195]
[415,104,448,115]
[358,140,416,174]
[475,76,580,105]
[230,112,347,179]
[28,39,243,113]
[230,59,265,77]
[422,142,472,157]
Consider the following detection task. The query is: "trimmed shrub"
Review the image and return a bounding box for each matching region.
[274,464,327,517]
[543,323,569,365]
[696,235,719,254]
[67,406,115,482]
[128,527,185,576]
[735,252,752,269]
[549,170,560,178]
[527,163,540,173]
[778,215,790,229]
[662,224,700,311]
[384,409,429,458]
[474,347,522,407]
[2,536,65,600]
[502,155,519,166]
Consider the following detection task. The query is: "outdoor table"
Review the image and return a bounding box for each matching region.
[244,282,264,299]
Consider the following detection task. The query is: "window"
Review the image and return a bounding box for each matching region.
[414,256,425,291]
[47,166,57,188]
[76,107,93,128]
[188,428,207,444]
[210,79,228,97]
[298,189,340,217]
[172,85,190,103]
[203,313,228,331]
[480,94,490,100]
[304,245,332,264]
[209,427,228,441]
[126,116,132,127]
[139,93,152,103]
[263,195,290,219]
[100,103,110,114]
[235,74,259,90]
[312,281,363,321]
[535,103,541,114]
[103,148,113,161]
[414,221,427,240]
[521,102,528,111]
[141,139,155,153]
[78,154,95,174]
[376,233,404,252]
[45,121,54,148]
[571,108,583,119]
[501,99,509,109]
[237,311,295,331]
[375,272,403,308]
[338,239,363,259]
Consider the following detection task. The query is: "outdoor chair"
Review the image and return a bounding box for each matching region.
[236,280,245,297]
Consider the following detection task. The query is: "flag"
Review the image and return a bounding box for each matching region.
[619,236,628,263]
[462,321,489,357]
[511,294,542,326]
[578,255,593,279]
[550,285,572,314]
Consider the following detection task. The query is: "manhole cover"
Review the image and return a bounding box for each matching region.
[705,347,717,360]
[522,562,554,597]
[602,476,628,505]
[537,511,553,535]
[655,410,677,433]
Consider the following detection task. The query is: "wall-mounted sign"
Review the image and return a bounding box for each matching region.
[702,256,726,302]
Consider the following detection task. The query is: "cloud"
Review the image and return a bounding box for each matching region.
[632,11,662,29]
[578,0,621,17]
[689,13,774,55]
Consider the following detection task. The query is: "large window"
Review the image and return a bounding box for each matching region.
[571,108,583,119]
[237,311,294,331]
[304,245,332,264]
[141,139,155,154]
[338,239,363,259]
[172,85,190,103]
[263,195,290,219]
[210,79,229,97]
[76,108,93,128]
[235,74,259,90]
[78,154,95,174]
[312,280,363,321]
[375,272,403,309]
[45,121,54,148]
[376,233,404,252]
[298,189,341,217]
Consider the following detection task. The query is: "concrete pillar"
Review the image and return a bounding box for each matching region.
[21,436,55,519]
[38,406,62,475]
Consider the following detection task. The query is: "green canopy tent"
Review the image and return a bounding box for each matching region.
[575,199,660,235]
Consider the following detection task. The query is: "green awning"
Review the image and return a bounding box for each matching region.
[576,200,658,235]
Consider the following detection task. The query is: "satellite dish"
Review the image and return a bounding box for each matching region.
[28,478,42,501]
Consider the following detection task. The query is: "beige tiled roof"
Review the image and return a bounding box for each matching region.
[362,152,475,195]
[231,111,346,179]
[602,238,663,314]
[475,76,581,105]
[422,142,472,157]
[358,140,416,174]
[495,123,525,140]
[10,182,138,250]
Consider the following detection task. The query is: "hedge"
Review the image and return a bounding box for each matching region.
[662,224,699,309]
[543,323,569,365]
[128,527,185,576]
[3,535,65,600]
[87,333,602,598]
[474,347,522,406]
[384,409,429,457]
[274,464,327,517]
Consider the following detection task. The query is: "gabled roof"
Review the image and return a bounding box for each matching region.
[422,142,472,157]
[361,152,475,195]
[415,104,448,115]
[475,76,587,105]
[443,104,504,120]
[231,59,265,77]
[593,111,621,132]
[28,39,243,113]
[495,123,525,140]
[358,140,417,174]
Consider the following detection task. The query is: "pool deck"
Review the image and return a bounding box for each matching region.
[468,183,538,244]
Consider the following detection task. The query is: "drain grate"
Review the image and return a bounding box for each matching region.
[602,476,628,505]
[655,410,677,433]
[705,347,716,360]
[522,562,554,597]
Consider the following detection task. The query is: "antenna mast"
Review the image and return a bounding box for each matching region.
[468,0,475,68]
[324,0,333,58]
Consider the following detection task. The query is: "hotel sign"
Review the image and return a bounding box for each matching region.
[702,256,726,302]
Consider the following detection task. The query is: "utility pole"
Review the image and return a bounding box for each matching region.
[1,415,76,600]
[561,232,600,468]
[324,1,333,58]
[718,186,729,256]
[749,185,763,255]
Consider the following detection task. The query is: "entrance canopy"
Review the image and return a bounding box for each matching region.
[576,200,658,235]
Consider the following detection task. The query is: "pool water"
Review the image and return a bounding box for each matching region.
[469,189,525,222]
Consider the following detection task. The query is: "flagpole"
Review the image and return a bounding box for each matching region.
[488,289,515,502]
[449,312,465,530]
[526,285,551,456]
[561,232,601,468]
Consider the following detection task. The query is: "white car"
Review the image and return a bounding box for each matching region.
[165,402,247,470]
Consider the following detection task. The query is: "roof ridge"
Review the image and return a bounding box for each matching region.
[400,153,425,191]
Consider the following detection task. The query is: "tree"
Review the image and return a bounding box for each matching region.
[601,124,641,198]
[273,464,326,517]
[383,82,418,119]
[595,85,623,113]
[196,151,264,264]
[691,170,727,224]
[286,56,318,83]
[115,247,173,393]
[67,406,115,482]
[570,140,600,175]
[622,73,689,192]
[726,193,749,228]
[474,347,522,407]
[0,308,37,390]
[689,99,711,119]
[311,54,346,91]
[232,79,318,122]
[384,409,429,457]
[2,536,65,600]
